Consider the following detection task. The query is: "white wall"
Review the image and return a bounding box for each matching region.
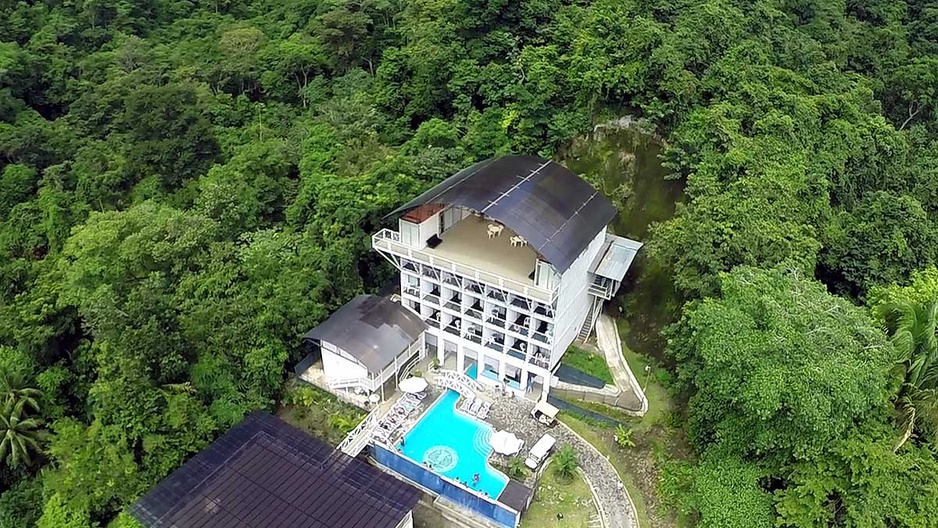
[549,227,608,366]
[321,342,368,381]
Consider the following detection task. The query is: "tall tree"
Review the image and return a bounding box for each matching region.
[0,401,44,469]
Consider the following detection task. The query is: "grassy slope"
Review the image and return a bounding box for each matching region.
[562,345,615,384]
[520,466,597,527]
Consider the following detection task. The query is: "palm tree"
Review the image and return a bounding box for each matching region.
[552,445,578,482]
[0,369,41,414]
[0,400,44,468]
[875,300,938,450]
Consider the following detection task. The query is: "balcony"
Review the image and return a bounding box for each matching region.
[444,321,461,336]
[509,296,530,311]
[428,313,441,328]
[403,286,420,298]
[465,280,484,295]
[534,303,553,318]
[487,289,507,303]
[528,355,548,368]
[509,323,529,336]
[422,266,440,281]
[484,334,505,353]
[532,331,551,344]
[422,291,440,305]
[372,226,554,303]
[402,259,419,273]
[442,272,461,288]
[465,308,483,321]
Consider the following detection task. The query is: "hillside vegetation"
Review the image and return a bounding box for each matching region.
[2,0,938,526]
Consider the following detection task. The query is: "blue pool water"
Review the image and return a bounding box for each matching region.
[397,390,508,498]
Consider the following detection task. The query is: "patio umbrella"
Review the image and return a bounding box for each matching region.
[399,377,429,393]
[490,430,523,455]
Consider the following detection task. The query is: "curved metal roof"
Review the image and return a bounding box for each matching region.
[302,295,427,374]
[390,155,617,272]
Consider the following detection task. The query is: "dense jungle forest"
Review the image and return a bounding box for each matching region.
[2,0,938,526]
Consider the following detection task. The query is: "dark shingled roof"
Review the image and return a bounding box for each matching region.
[303,295,427,374]
[389,155,617,273]
[129,412,421,528]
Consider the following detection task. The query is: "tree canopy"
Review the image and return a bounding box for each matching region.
[3,0,938,526]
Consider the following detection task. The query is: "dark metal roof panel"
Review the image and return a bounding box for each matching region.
[129,412,421,528]
[302,295,427,373]
[389,155,617,272]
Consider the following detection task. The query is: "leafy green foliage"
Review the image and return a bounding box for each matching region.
[1,0,938,525]
[507,456,527,480]
[552,445,578,482]
[614,424,635,449]
[661,453,774,528]
[670,266,896,464]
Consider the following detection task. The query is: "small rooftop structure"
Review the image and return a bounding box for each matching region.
[129,412,421,528]
[390,155,617,273]
[303,295,427,374]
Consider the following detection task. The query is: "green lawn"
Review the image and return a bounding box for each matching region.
[562,345,614,384]
[276,380,366,445]
[520,465,597,527]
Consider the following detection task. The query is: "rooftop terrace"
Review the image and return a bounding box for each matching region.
[429,215,539,289]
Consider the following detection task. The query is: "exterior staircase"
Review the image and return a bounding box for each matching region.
[578,298,601,342]
[337,407,380,457]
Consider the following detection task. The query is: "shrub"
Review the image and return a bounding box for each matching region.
[615,424,635,449]
[552,445,578,482]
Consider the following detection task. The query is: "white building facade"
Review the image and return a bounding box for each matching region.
[373,156,641,397]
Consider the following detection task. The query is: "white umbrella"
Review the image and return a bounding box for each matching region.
[399,377,429,393]
[490,430,523,455]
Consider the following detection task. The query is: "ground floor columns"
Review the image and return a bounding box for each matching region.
[497,355,506,382]
[456,341,465,373]
[520,368,529,392]
[477,348,485,378]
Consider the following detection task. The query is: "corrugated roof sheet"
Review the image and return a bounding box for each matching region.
[389,155,617,273]
[303,295,427,374]
[590,234,643,282]
[129,412,421,528]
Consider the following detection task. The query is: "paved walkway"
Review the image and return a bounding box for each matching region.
[488,395,638,528]
[595,315,648,415]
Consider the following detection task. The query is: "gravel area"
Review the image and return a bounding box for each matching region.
[487,394,638,528]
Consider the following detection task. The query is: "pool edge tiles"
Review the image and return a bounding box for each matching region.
[396,389,508,499]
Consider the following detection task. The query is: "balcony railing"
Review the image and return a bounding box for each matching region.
[428,318,441,328]
[373,229,555,303]
[444,324,461,336]
[532,331,551,344]
[465,308,483,321]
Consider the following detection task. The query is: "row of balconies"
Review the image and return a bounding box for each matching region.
[406,284,554,345]
[412,301,550,370]
[402,259,555,318]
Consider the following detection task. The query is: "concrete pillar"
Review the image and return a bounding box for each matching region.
[477,348,485,380]
[498,355,506,382]
[520,368,529,393]
[456,341,465,373]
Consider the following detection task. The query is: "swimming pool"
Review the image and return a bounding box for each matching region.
[397,390,508,498]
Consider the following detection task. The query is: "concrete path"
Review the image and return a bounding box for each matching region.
[595,314,649,415]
